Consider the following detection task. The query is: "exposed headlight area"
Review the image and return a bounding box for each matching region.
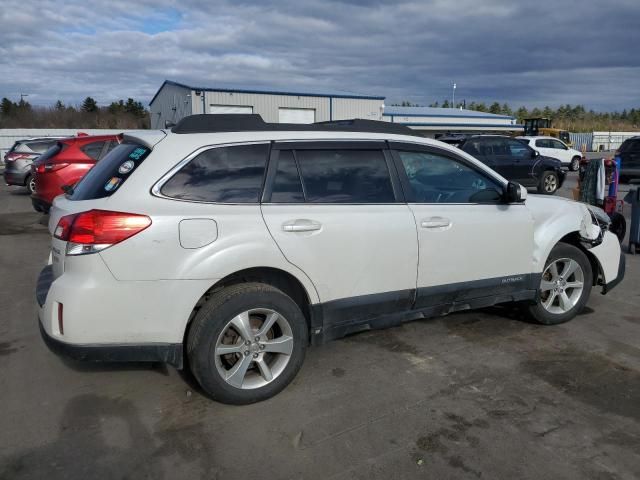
[581,206,609,247]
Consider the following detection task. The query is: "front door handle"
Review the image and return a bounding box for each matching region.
[282,219,322,232]
[421,217,451,229]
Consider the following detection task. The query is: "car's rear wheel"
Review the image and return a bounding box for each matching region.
[538,171,559,194]
[187,282,307,404]
[526,243,592,325]
[26,174,36,194]
[570,156,581,172]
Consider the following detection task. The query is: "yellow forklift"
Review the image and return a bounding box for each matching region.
[523,118,573,146]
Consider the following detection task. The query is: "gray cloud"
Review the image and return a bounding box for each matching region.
[1,0,639,110]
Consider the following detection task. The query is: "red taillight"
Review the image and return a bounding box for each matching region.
[36,162,69,173]
[54,210,151,251]
[6,152,31,161]
[54,214,77,240]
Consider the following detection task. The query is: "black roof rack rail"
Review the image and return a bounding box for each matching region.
[170,114,421,136]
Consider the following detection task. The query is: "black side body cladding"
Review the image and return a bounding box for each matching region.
[310,274,540,345]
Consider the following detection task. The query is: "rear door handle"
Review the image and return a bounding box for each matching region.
[282,220,322,232]
[421,217,451,229]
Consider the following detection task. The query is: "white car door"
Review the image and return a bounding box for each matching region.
[549,139,573,165]
[261,142,418,332]
[389,142,535,311]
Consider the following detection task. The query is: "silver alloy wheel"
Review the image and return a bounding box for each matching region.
[539,257,585,314]
[214,308,294,389]
[28,176,36,194]
[544,173,558,193]
[571,158,580,171]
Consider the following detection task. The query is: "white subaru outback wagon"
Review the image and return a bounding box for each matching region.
[37,115,625,404]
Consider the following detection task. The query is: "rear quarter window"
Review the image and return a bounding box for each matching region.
[69,143,150,200]
[160,144,269,203]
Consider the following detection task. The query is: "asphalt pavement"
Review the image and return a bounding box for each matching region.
[1,172,639,480]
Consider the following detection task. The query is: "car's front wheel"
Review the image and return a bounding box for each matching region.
[187,282,308,404]
[538,171,559,194]
[526,243,592,325]
[570,156,581,172]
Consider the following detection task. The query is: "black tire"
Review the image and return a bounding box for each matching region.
[187,282,308,404]
[570,156,581,172]
[25,174,36,194]
[609,212,626,243]
[525,243,593,325]
[538,171,559,195]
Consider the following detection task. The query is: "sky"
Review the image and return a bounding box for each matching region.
[1,0,639,111]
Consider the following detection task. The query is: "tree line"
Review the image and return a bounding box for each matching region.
[0,96,149,129]
[393,100,640,132]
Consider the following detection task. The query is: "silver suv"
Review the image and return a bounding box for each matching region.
[37,115,624,404]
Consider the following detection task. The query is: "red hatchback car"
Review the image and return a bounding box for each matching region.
[31,134,121,213]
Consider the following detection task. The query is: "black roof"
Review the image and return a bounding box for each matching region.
[171,114,421,137]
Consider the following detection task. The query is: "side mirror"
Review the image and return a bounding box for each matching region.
[531,149,539,158]
[505,182,527,203]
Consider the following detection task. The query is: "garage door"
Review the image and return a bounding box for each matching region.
[278,108,315,124]
[209,105,253,114]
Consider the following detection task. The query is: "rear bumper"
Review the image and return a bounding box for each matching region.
[38,320,183,367]
[3,169,29,186]
[31,195,51,213]
[35,254,216,367]
[36,265,183,367]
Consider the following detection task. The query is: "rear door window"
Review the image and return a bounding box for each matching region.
[550,139,567,150]
[295,149,395,203]
[70,143,150,200]
[270,150,304,203]
[160,144,269,203]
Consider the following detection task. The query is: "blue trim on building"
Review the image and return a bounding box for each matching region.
[399,122,524,129]
[384,112,515,120]
[150,80,385,106]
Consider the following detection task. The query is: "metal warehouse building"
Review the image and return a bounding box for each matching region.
[149,80,385,129]
[149,80,523,137]
[382,106,522,137]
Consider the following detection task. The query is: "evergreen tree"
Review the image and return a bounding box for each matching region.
[489,102,501,114]
[516,106,529,121]
[1,97,15,115]
[81,96,98,113]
